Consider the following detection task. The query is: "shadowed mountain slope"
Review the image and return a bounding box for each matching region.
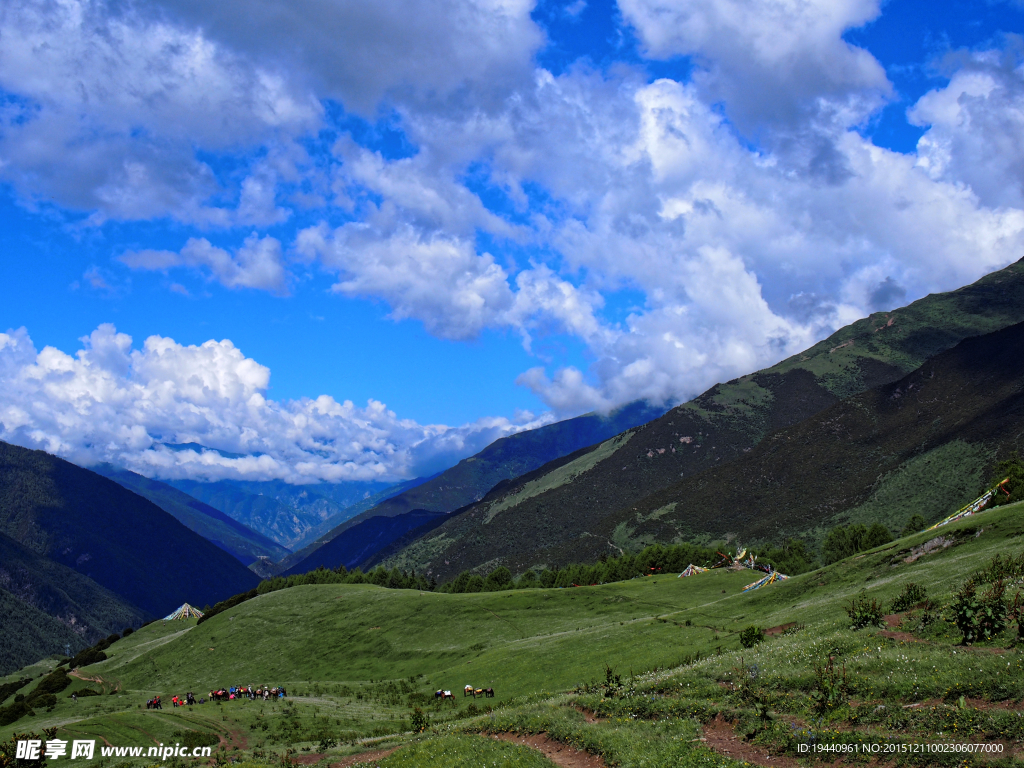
[278,400,666,575]
[0,441,259,616]
[93,466,289,564]
[383,258,1024,580]
[0,530,147,674]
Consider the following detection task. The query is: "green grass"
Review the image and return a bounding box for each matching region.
[4,502,1024,766]
[377,734,556,767]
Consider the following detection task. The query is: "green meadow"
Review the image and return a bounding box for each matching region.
[3,502,1024,767]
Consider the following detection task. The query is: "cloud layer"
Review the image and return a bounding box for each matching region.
[0,325,550,482]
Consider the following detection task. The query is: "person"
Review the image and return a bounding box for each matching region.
[71,693,77,704]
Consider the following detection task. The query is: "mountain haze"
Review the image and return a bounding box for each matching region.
[94,466,290,564]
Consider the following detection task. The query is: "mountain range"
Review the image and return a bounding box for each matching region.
[275,400,666,576]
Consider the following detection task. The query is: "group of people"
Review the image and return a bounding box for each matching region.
[146,686,286,709]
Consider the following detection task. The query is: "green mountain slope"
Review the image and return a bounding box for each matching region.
[385,258,1024,580]
[0,441,259,617]
[36,503,1024,700]
[276,401,666,575]
[93,467,289,564]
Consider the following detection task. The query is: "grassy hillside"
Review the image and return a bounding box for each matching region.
[3,503,1022,766]
[386,259,1024,580]
[275,401,665,575]
[0,441,259,618]
[93,467,289,564]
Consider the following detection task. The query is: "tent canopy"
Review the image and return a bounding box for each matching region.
[163,603,204,620]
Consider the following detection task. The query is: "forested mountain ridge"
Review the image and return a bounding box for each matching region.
[0,441,259,618]
[275,400,666,575]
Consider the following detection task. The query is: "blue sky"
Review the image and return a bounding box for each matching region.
[1,0,1023,484]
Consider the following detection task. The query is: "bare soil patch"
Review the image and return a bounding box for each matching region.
[765,623,797,636]
[701,714,798,768]
[490,732,606,768]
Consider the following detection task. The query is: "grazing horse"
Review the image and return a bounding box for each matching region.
[435,690,445,700]
[464,685,474,697]
[443,691,454,700]
[484,688,495,698]
[474,688,485,698]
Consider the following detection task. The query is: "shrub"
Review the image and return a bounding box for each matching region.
[845,596,884,629]
[890,582,927,613]
[0,701,32,727]
[172,730,219,749]
[900,514,926,536]
[810,656,848,714]
[739,626,765,648]
[410,707,429,733]
[29,669,71,698]
[950,579,1007,644]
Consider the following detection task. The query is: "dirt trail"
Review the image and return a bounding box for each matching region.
[700,715,798,768]
[490,733,606,767]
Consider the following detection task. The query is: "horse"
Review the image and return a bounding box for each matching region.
[443,691,455,700]
[484,688,495,698]
[464,685,474,697]
[434,690,445,700]
[474,688,485,698]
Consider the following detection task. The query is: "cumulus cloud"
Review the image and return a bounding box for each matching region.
[0,325,552,482]
[151,0,543,115]
[911,42,1024,209]
[394,67,1024,413]
[618,0,891,132]
[121,234,289,294]
[0,0,322,222]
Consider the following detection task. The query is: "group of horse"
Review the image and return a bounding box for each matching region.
[209,686,286,701]
[432,684,494,701]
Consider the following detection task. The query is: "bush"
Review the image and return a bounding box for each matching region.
[739,626,765,648]
[900,514,926,537]
[172,730,219,749]
[0,701,32,727]
[69,648,107,668]
[845,596,884,629]
[890,582,927,613]
[950,579,1007,644]
[410,707,429,733]
[29,669,71,698]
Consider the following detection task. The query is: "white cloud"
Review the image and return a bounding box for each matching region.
[0,0,321,222]
[152,0,544,115]
[910,44,1024,209]
[618,0,890,131]
[121,234,290,295]
[0,324,553,482]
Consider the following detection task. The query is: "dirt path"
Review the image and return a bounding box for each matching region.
[490,733,606,768]
[700,715,798,768]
